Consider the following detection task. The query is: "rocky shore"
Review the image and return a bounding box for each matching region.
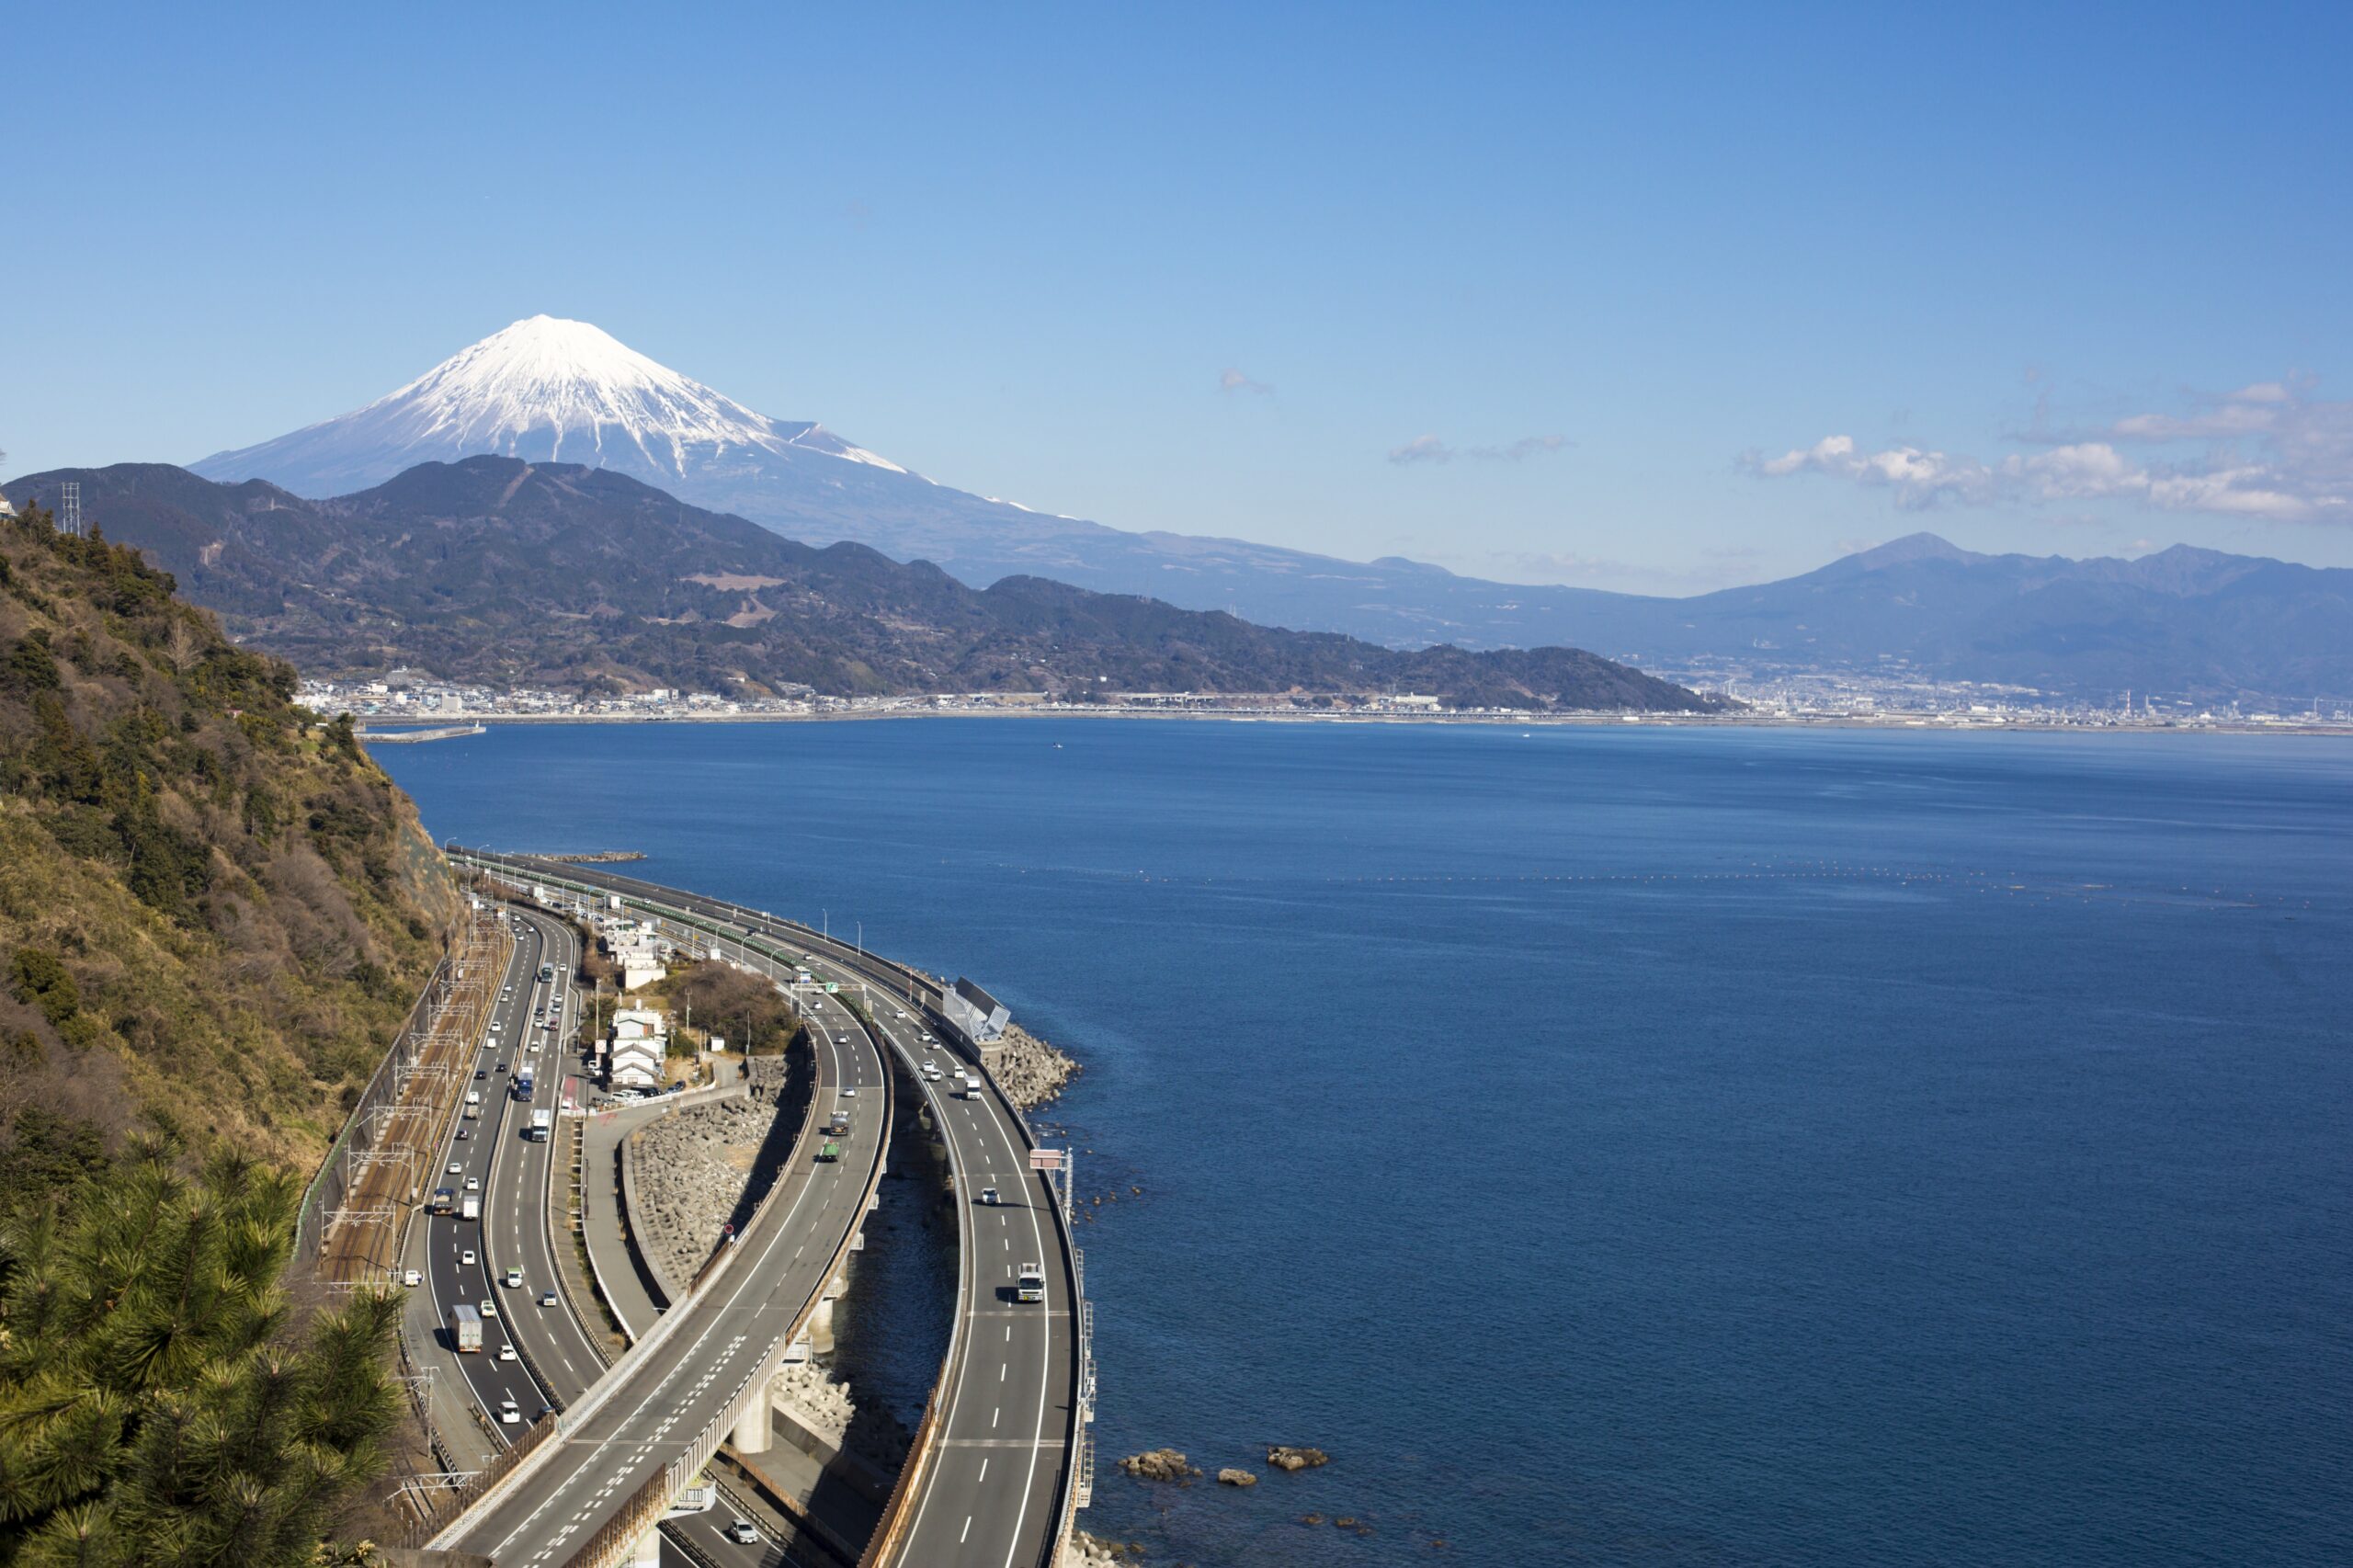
[1058,1528,1146,1566]
[630,1091,770,1292]
[989,1021,1080,1110]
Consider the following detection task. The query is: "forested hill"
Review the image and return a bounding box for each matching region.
[4,460,1727,713]
[0,499,454,1562]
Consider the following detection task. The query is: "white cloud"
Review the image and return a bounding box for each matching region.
[1219,368,1272,396]
[1750,379,2352,524]
[1388,433,1568,466]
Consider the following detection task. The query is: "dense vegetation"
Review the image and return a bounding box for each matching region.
[659,960,804,1056]
[0,1137,404,1565]
[5,460,1728,712]
[0,504,451,1165]
[0,501,454,1562]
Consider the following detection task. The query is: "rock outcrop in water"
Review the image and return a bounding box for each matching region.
[1116,1449,1199,1483]
[1267,1444,1330,1471]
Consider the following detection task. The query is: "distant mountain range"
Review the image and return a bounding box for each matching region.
[178,315,2353,701]
[2,459,1720,712]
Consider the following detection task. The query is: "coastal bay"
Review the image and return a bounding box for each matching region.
[381,720,2353,1568]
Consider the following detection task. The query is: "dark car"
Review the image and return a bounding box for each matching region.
[473,1068,487,1081]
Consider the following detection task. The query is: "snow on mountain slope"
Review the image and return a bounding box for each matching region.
[191,315,909,497]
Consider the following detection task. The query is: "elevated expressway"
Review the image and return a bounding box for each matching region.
[451,906,791,1565]
[424,870,892,1568]
[449,848,1092,1568]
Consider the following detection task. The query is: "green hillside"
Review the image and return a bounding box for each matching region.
[0,500,456,1562]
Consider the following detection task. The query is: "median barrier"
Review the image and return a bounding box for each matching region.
[451,851,1090,1562]
[426,882,844,1551]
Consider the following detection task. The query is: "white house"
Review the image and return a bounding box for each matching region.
[608,1006,668,1090]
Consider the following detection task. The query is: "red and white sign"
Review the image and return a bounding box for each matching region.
[1029,1149,1065,1172]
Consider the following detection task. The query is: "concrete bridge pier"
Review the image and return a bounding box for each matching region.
[733,1379,775,1454]
[809,1267,847,1354]
[629,1527,663,1567]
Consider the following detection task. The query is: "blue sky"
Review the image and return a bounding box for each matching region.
[6,1,2349,593]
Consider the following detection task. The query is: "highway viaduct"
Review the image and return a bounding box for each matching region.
[415,848,1090,1568]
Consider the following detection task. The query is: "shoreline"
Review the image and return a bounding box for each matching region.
[354,706,2353,738]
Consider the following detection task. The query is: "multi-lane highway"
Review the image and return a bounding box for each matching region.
[432,885,891,1568]
[462,905,813,1566]
[451,851,1086,1568]
[419,908,567,1437]
[860,996,1076,1568]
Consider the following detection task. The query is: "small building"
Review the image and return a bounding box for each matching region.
[605,923,668,994]
[945,978,1010,1043]
[608,1006,668,1090]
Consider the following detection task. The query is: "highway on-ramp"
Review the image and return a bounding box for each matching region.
[476,905,814,1567]
[454,851,1086,1568]
[436,892,890,1566]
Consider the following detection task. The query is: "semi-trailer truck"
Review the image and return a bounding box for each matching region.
[826,1111,851,1138]
[449,1303,483,1353]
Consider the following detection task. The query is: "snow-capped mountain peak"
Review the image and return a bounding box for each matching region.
[192,315,907,497]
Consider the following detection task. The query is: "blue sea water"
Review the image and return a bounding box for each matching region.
[379,721,2353,1567]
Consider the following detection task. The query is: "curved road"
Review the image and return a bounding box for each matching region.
[457,852,1084,1568]
[437,894,889,1566]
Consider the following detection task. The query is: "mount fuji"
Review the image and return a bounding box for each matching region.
[180,317,2353,700]
[190,314,1162,584]
[193,314,912,500]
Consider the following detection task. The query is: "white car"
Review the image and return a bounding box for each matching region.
[481,1299,497,1320]
[840,1086,857,1097]
[540,1290,559,1308]
[726,1521,760,1545]
[498,1398,520,1424]
[447,1162,462,1176]
[498,1343,517,1362]
[504,1267,523,1289]
[460,1248,476,1266]
[403,1268,422,1287]
[464,1176,481,1192]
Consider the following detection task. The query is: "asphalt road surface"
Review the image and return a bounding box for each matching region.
[440,907,888,1567]
[459,853,1079,1568]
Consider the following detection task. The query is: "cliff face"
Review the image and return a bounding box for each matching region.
[0,501,454,1184]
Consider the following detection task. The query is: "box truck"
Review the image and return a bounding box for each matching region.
[449,1303,483,1353]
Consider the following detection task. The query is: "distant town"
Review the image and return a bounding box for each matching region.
[302,670,2353,733]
